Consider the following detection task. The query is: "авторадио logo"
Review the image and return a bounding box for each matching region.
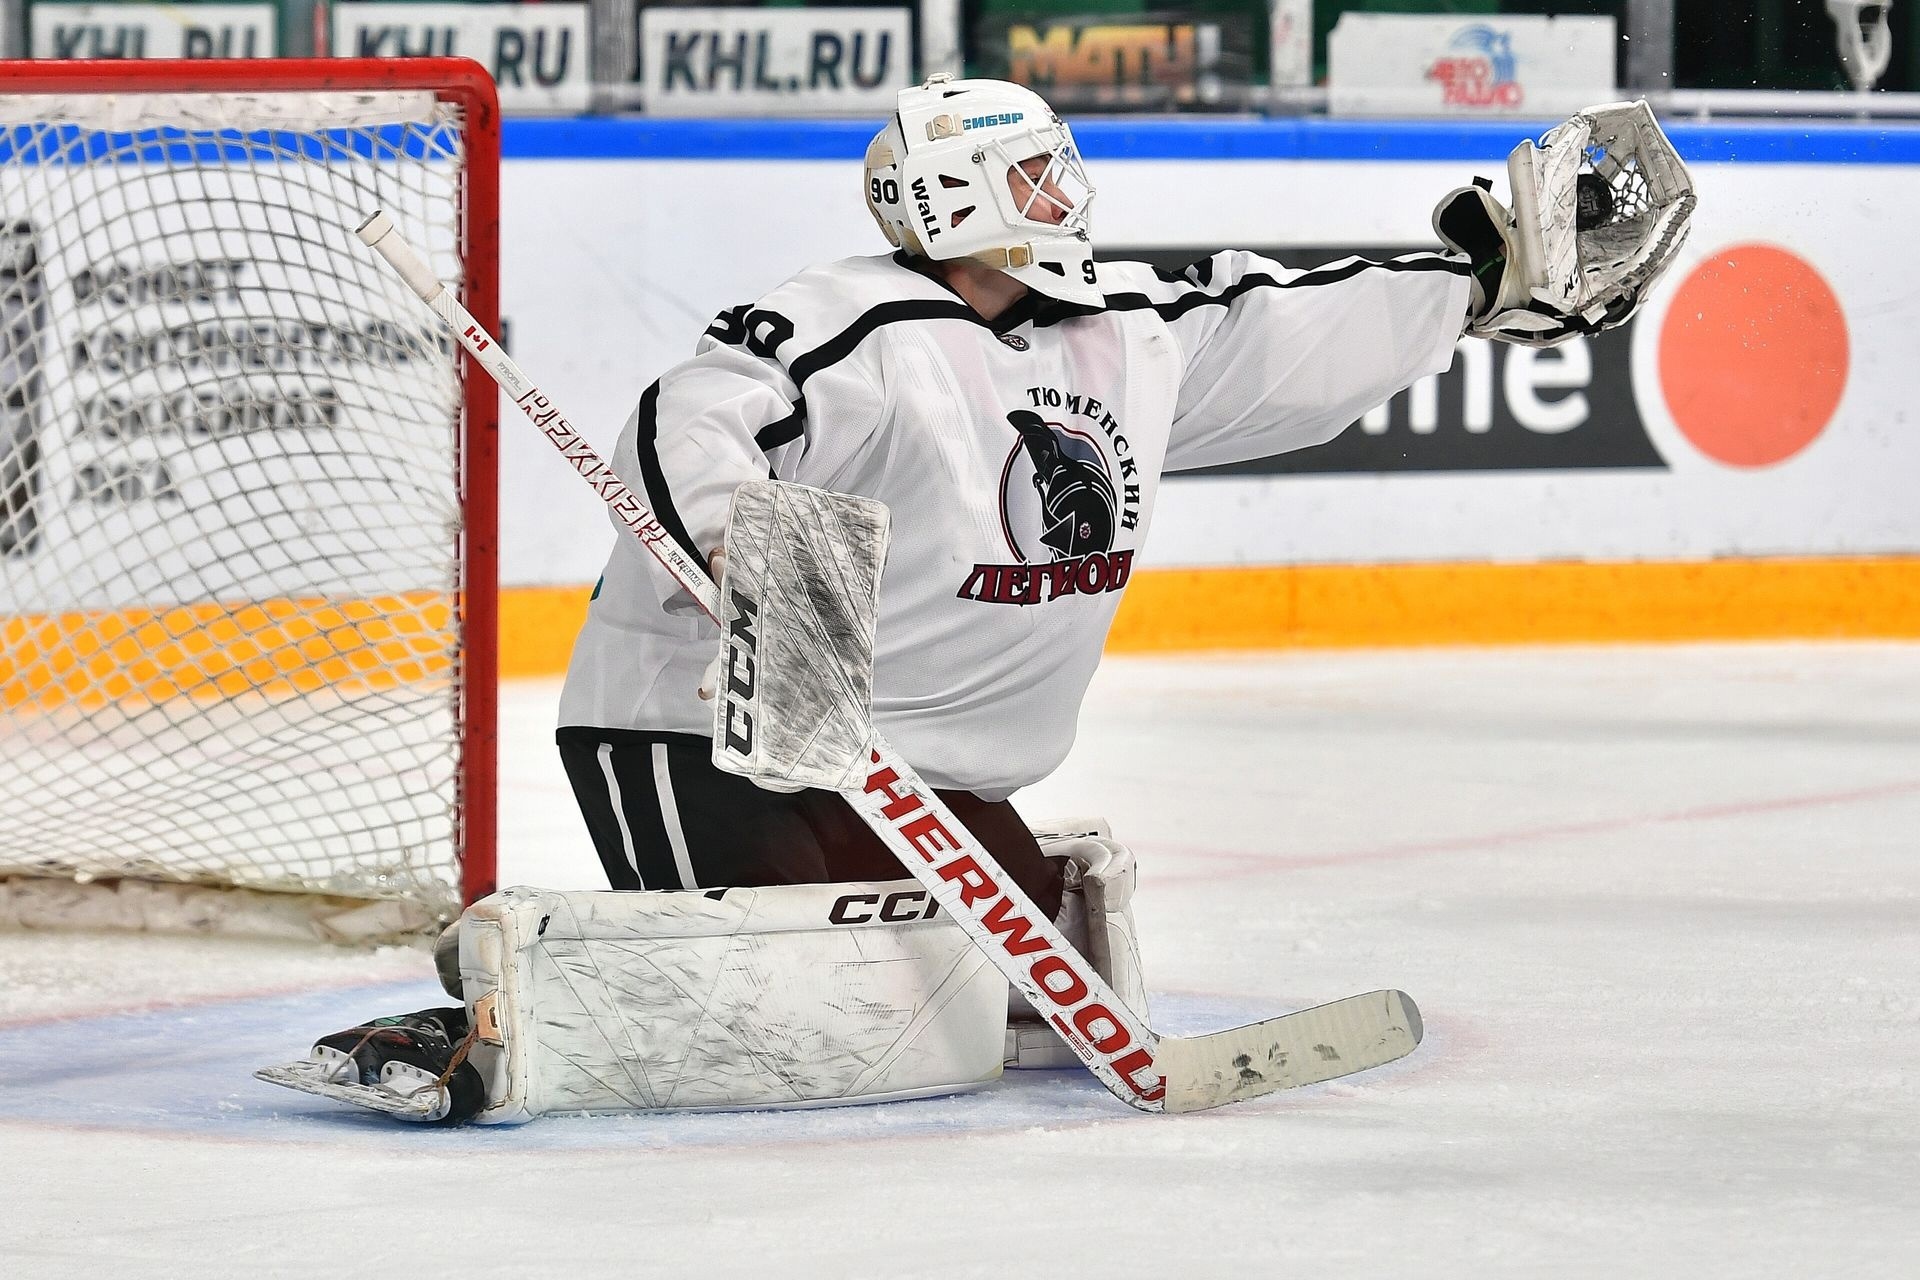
[1426,25,1522,109]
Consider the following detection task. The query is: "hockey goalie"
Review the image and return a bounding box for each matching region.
[260,82,1694,1123]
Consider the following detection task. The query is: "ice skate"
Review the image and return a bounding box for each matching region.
[256,1007,484,1125]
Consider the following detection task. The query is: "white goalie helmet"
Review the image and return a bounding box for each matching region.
[864,74,1100,305]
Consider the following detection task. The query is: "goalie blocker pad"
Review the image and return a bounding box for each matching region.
[456,881,1005,1123]
[712,480,889,792]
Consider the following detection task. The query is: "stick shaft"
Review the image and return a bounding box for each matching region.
[358,212,716,615]
[356,210,1167,1110]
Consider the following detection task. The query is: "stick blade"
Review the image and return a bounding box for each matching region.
[1156,989,1422,1114]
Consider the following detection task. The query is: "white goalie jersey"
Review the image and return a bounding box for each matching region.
[559,250,1471,798]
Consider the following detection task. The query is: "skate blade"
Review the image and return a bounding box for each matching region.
[255,1058,449,1122]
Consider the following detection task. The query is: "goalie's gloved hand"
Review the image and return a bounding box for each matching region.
[1432,177,1520,326]
[1439,102,1696,348]
[1433,179,1594,347]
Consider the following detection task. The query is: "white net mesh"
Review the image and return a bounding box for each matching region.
[0,88,479,938]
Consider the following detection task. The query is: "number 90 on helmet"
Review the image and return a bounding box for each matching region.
[864,74,1101,305]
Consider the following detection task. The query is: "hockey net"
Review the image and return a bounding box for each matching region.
[0,59,498,944]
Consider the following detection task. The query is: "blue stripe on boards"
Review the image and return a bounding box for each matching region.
[0,122,463,165]
[501,115,1920,166]
[504,116,881,161]
[4,115,1907,167]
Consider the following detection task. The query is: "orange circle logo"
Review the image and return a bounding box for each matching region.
[1657,244,1849,468]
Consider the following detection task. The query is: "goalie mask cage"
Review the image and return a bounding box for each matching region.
[0,59,498,944]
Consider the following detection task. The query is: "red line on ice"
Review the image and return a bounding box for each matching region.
[1150,776,1920,882]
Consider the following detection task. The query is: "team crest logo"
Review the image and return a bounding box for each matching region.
[1002,409,1115,560]
[998,333,1030,351]
[957,401,1140,606]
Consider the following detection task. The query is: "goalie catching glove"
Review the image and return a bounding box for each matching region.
[1434,99,1696,347]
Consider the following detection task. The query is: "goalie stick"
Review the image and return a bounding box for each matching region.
[355,210,1422,1114]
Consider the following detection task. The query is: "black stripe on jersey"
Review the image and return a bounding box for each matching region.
[1067,253,1471,327]
[776,253,1074,390]
[757,253,1468,402]
[701,303,810,453]
[786,299,991,390]
[754,399,808,451]
[630,379,706,565]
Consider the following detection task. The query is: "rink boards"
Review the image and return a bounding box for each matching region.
[479,116,1920,663]
[4,115,1914,670]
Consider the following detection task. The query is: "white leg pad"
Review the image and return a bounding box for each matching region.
[457,881,1006,1123]
[1006,820,1149,1069]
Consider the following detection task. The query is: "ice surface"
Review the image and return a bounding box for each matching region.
[4,644,1918,1277]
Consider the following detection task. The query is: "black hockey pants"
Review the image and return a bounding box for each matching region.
[556,727,1065,920]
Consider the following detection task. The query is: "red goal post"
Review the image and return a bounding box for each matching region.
[0,58,498,942]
